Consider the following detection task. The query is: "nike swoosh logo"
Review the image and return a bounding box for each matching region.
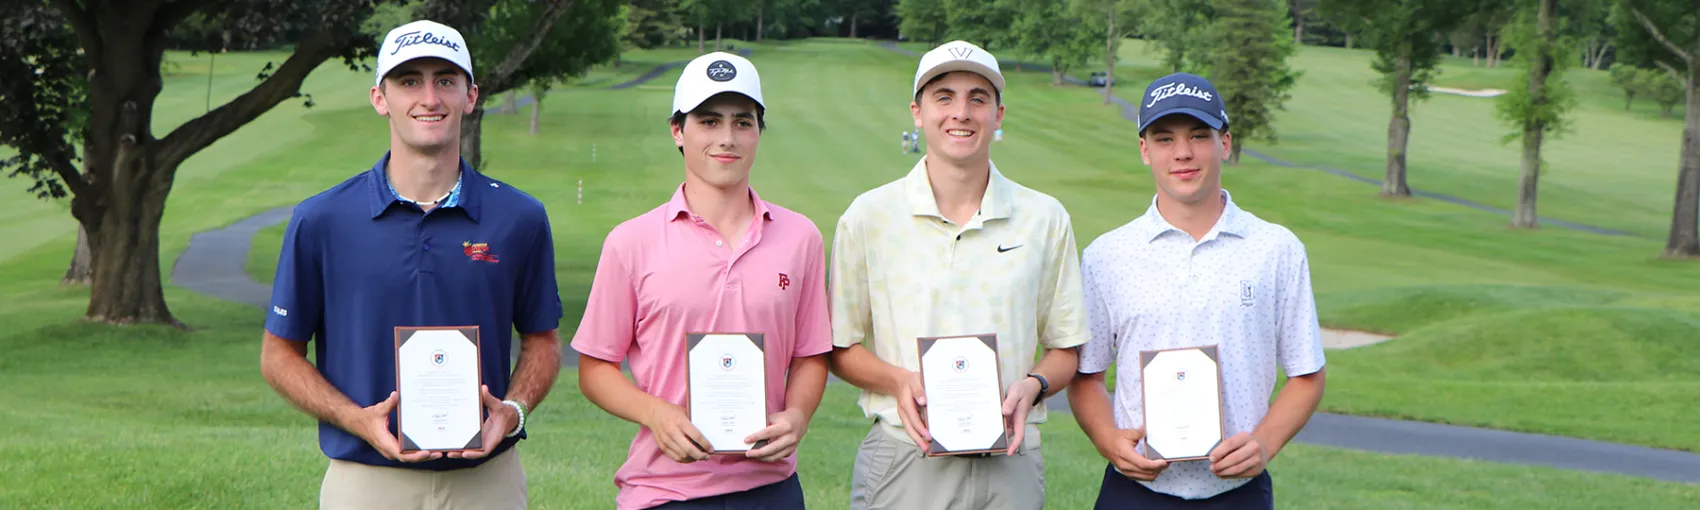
[997,244,1023,253]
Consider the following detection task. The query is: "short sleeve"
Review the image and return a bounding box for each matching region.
[264,206,323,343]
[1038,210,1089,350]
[568,229,638,362]
[1275,238,1326,377]
[793,224,833,357]
[1077,245,1115,374]
[829,208,872,349]
[513,210,563,335]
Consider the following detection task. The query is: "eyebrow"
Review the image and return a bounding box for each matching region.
[931,86,992,98]
[696,111,756,120]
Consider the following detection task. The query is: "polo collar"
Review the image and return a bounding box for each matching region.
[664,183,774,223]
[1135,189,1247,243]
[901,156,1014,222]
[367,151,482,222]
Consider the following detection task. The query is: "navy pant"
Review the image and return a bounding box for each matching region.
[651,473,805,510]
[1094,463,1273,510]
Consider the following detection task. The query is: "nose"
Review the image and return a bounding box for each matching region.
[421,83,443,109]
[950,99,973,121]
[1173,139,1195,160]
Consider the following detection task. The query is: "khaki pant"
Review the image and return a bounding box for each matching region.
[320,448,526,510]
[850,423,1046,510]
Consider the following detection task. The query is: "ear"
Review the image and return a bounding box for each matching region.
[910,101,922,128]
[463,83,480,115]
[370,85,389,116]
[671,120,685,149]
[1138,137,1151,166]
[994,103,1005,128]
[1217,131,1232,161]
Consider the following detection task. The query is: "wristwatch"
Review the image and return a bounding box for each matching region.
[1026,373,1049,406]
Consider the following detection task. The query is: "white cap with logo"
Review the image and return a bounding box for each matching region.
[912,40,1004,96]
[375,20,475,87]
[673,52,765,115]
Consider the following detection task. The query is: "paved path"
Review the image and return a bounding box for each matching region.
[172,44,1700,483]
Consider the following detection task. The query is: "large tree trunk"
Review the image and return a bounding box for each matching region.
[757,4,764,42]
[697,23,704,53]
[1293,2,1304,43]
[460,101,488,170]
[1665,34,1700,257]
[1230,142,1243,165]
[1052,64,1066,86]
[63,225,92,285]
[715,23,722,51]
[850,12,859,38]
[1104,11,1117,105]
[1345,32,1352,49]
[73,10,177,326]
[1384,45,1414,197]
[1513,0,1556,229]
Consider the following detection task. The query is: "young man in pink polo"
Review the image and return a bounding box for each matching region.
[571,52,832,510]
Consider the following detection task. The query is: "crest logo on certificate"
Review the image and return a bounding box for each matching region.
[394,326,483,453]
[686,332,769,454]
[917,334,1008,457]
[1138,345,1225,461]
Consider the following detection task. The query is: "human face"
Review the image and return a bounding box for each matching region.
[370,58,477,154]
[911,71,1003,166]
[672,93,762,191]
[1139,115,1231,206]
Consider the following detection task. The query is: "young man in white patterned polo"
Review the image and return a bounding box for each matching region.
[1068,72,1327,509]
[828,40,1089,510]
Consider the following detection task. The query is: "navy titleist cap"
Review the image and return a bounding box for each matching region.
[1136,72,1229,135]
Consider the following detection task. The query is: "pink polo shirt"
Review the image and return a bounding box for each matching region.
[571,184,832,510]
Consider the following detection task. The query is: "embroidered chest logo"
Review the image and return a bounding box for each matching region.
[1240,280,1255,307]
[778,273,790,290]
[463,241,500,263]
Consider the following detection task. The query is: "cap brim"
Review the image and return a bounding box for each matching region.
[672,90,766,116]
[914,61,1005,96]
[1138,108,1226,134]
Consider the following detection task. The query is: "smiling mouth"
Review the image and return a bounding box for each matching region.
[413,114,445,123]
[710,154,740,162]
[946,129,974,137]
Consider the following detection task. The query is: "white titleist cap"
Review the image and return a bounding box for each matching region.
[913,40,1004,96]
[375,20,474,87]
[672,52,765,115]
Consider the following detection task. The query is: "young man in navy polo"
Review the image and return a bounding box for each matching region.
[259,20,562,510]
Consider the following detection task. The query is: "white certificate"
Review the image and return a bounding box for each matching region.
[395,326,484,452]
[687,333,768,454]
[918,334,1008,456]
[1140,345,1225,461]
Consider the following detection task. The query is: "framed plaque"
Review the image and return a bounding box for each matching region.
[394,326,484,453]
[685,332,769,455]
[917,333,1008,457]
[1139,345,1225,462]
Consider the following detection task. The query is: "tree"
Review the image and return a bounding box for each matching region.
[452,0,625,170]
[1076,0,1146,105]
[0,0,401,326]
[1496,0,1576,229]
[1321,0,1481,196]
[1611,64,1649,109]
[943,0,1020,51]
[1141,0,1216,74]
[1011,0,1099,86]
[1570,0,1617,69]
[1618,0,1698,257]
[898,0,948,43]
[1208,0,1301,165]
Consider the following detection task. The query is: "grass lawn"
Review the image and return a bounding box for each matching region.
[6,38,1700,508]
[1114,39,1690,239]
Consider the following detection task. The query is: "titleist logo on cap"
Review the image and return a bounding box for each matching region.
[1145,82,1214,108]
[390,31,461,55]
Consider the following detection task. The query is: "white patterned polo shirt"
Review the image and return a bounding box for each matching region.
[830,157,1090,446]
[1078,190,1326,500]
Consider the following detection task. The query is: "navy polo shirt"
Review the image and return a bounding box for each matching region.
[265,152,563,470]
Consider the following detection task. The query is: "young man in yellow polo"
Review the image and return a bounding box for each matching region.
[828,40,1089,510]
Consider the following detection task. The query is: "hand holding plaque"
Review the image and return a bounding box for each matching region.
[1139,345,1225,462]
[917,334,1009,457]
[394,326,484,454]
[686,333,769,454]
